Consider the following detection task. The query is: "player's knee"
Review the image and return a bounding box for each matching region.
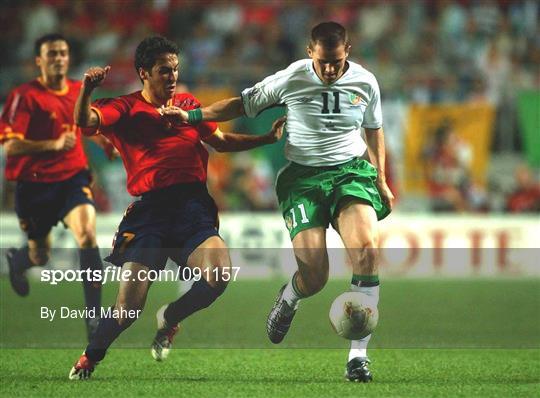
[75,227,97,248]
[368,234,379,248]
[355,231,378,249]
[296,248,328,270]
[28,248,49,266]
[204,263,231,294]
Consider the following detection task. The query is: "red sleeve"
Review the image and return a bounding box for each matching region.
[197,121,218,139]
[0,89,31,143]
[91,97,130,128]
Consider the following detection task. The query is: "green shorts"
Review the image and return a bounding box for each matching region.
[275,158,391,239]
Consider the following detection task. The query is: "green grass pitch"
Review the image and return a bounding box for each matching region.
[1,278,539,396]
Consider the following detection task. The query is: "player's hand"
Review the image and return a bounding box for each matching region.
[266,116,287,143]
[376,179,395,210]
[159,105,189,124]
[55,132,76,151]
[83,66,111,90]
[104,144,120,160]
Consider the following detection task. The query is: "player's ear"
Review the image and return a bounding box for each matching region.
[306,46,313,58]
[35,56,42,68]
[138,67,148,81]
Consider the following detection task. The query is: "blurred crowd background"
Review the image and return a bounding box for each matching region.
[1,0,539,214]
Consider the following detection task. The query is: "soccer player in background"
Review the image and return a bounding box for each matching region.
[163,22,394,382]
[0,33,114,341]
[69,36,285,380]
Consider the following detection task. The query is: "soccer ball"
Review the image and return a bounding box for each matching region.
[329,292,379,340]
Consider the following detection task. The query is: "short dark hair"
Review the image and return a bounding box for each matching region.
[309,22,349,49]
[34,33,68,56]
[134,36,179,74]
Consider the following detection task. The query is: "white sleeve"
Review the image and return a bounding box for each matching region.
[361,77,383,129]
[241,72,285,118]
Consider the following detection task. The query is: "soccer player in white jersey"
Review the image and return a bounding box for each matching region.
[161,21,394,382]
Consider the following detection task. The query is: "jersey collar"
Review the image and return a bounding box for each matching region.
[141,90,173,108]
[37,77,69,96]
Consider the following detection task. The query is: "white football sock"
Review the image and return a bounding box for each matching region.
[348,337,370,361]
[281,274,302,308]
[348,283,380,361]
[350,284,379,307]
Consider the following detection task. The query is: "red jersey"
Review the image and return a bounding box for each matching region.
[89,91,217,196]
[0,78,88,182]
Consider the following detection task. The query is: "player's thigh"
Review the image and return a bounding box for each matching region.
[186,236,231,286]
[335,198,379,275]
[292,227,329,275]
[63,203,97,247]
[167,185,224,274]
[14,181,58,242]
[335,198,379,249]
[276,164,331,240]
[105,201,169,271]
[330,158,391,222]
[60,170,97,245]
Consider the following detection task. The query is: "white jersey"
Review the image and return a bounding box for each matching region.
[241,59,383,166]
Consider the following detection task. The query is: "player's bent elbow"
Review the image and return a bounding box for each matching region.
[75,110,99,130]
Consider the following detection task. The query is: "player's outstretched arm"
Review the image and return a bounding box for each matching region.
[160,97,245,124]
[198,97,245,122]
[365,127,395,210]
[74,66,110,129]
[3,132,76,156]
[203,116,286,153]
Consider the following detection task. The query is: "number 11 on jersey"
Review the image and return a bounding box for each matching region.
[321,92,340,114]
[289,203,310,228]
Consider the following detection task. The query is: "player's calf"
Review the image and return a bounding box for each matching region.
[162,278,226,326]
[295,268,328,296]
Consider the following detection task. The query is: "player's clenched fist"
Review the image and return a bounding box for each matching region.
[55,132,76,151]
[267,116,287,143]
[83,66,111,90]
[159,105,189,124]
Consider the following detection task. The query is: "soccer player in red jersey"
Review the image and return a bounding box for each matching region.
[0,33,112,340]
[69,36,285,380]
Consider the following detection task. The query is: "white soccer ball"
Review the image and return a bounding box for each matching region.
[329,292,379,340]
